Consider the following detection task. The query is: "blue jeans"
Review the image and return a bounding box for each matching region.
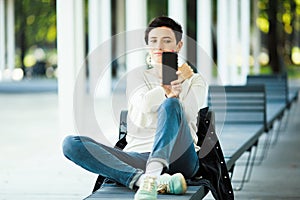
[63,98,199,189]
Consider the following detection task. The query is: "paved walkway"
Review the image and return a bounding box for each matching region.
[233,98,300,200]
[0,93,95,200]
[0,79,299,200]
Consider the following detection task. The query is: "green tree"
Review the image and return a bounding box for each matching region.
[258,0,299,73]
[15,0,56,73]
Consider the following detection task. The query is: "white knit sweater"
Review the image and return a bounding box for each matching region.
[124,67,208,153]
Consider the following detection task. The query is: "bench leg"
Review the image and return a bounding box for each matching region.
[229,141,258,183]
[92,175,106,193]
[244,141,259,183]
[231,147,253,191]
[280,109,290,132]
[271,118,283,146]
[255,130,273,165]
[281,99,298,131]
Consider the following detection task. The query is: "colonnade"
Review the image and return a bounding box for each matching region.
[55,0,254,134]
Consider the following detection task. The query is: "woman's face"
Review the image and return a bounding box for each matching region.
[148,26,182,64]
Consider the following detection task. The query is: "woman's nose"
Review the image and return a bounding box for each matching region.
[155,41,164,50]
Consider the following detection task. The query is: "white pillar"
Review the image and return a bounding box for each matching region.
[125,0,147,71]
[56,0,86,135]
[168,0,187,65]
[6,0,14,74]
[197,0,213,83]
[228,0,239,85]
[88,0,111,97]
[115,0,126,75]
[240,0,250,83]
[252,0,261,74]
[0,0,5,80]
[217,0,229,85]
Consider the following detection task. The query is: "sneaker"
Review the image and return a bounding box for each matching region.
[134,176,157,200]
[157,173,187,194]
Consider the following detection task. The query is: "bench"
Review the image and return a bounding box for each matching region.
[208,85,267,190]
[246,74,287,130]
[208,80,299,191]
[85,183,207,200]
[247,73,299,110]
[246,74,299,145]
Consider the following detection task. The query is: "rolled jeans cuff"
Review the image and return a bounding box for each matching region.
[128,169,144,189]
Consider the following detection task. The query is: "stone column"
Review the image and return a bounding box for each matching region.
[6,0,14,75]
[228,0,239,84]
[168,0,187,65]
[217,0,229,84]
[0,0,5,80]
[197,0,213,83]
[88,0,111,97]
[125,0,147,72]
[240,0,251,83]
[252,0,261,74]
[56,0,85,134]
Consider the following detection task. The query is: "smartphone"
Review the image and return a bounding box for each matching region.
[162,52,178,85]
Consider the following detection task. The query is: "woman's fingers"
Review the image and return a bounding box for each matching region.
[170,80,182,97]
[171,79,182,85]
[176,71,184,83]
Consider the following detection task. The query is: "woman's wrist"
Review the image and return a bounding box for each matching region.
[167,92,178,98]
[162,85,177,98]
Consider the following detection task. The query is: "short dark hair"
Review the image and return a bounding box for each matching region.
[144,16,183,45]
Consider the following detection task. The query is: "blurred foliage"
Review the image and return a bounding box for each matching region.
[147,0,168,22]
[15,0,56,48]
[250,65,300,78]
[15,0,56,72]
[257,0,300,71]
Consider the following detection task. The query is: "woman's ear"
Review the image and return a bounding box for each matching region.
[176,41,183,52]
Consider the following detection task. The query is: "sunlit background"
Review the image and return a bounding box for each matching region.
[1,0,300,82]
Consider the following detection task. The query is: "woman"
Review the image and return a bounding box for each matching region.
[63,16,208,200]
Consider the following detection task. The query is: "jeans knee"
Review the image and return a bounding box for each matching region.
[160,98,181,113]
[62,135,80,159]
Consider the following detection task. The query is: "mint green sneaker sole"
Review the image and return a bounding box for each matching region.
[172,173,187,194]
[157,173,187,195]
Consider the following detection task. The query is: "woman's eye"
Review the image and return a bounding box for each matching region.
[163,39,172,43]
[149,39,157,43]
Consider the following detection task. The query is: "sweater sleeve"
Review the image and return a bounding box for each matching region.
[179,73,208,109]
[129,86,166,113]
[126,68,166,128]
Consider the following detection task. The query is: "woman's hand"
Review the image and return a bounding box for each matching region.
[178,63,194,81]
[176,70,185,83]
[163,78,182,98]
[170,79,182,98]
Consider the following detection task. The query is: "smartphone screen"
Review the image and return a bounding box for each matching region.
[162,52,178,85]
